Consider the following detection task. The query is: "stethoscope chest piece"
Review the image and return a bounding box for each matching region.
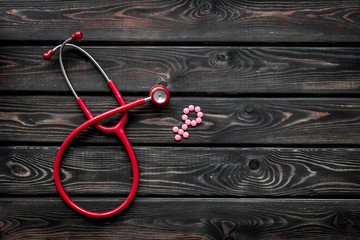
[149,85,170,106]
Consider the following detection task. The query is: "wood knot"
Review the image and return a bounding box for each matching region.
[249,159,260,170]
[209,50,242,70]
[244,104,255,114]
[333,212,360,233]
[216,54,226,62]
[196,0,222,16]
[200,1,212,12]
[6,160,31,177]
[202,3,211,11]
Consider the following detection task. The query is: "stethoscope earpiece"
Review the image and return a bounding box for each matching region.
[71,31,83,40]
[43,31,83,60]
[149,85,170,106]
[43,49,55,60]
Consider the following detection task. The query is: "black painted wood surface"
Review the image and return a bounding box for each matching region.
[1,46,360,94]
[1,198,360,239]
[1,146,360,197]
[1,0,360,239]
[2,96,360,144]
[1,0,360,42]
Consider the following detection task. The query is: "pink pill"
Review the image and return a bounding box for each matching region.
[185,119,191,125]
[178,129,184,135]
[191,120,197,127]
[172,126,179,133]
[196,117,202,124]
[195,106,201,113]
[197,112,203,118]
[182,124,188,130]
[188,105,195,111]
[182,114,188,121]
[183,108,190,114]
[183,132,189,138]
[175,135,181,141]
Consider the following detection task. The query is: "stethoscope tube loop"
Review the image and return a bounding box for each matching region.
[54,98,145,218]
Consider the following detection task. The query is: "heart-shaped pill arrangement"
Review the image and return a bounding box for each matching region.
[173,105,203,141]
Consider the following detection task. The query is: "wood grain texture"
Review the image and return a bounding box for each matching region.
[1,146,360,197]
[1,198,360,239]
[1,46,360,94]
[2,0,360,238]
[1,96,360,144]
[1,0,360,42]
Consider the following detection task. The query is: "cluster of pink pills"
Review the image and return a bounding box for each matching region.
[173,105,203,141]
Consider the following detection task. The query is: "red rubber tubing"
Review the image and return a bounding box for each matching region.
[54,98,146,218]
[76,80,129,133]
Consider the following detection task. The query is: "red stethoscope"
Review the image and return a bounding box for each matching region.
[43,31,170,218]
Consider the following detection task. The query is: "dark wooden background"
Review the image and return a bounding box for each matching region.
[1,0,360,239]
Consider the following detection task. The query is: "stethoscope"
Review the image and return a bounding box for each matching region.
[44,31,170,218]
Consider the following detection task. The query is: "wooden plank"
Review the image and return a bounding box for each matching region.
[1,198,360,239]
[1,46,360,94]
[1,1,360,42]
[1,96,360,144]
[1,146,360,196]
